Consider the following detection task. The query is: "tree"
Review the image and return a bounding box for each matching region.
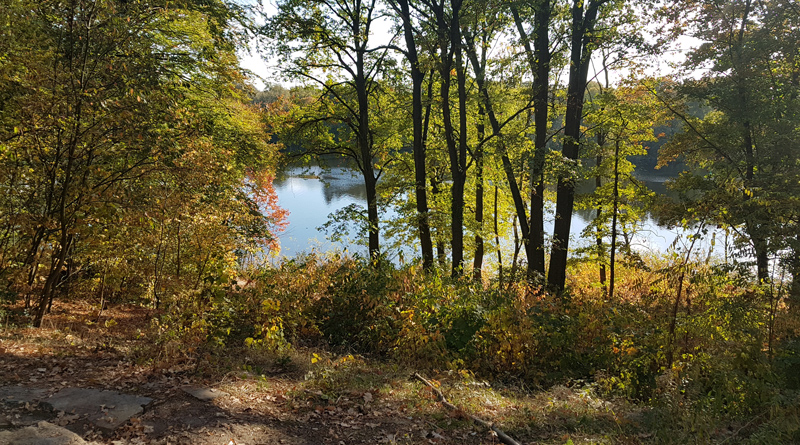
[387,0,436,271]
[548,0,624,293]
[462,0,538,282]
[657,0,800,283]
[510,0,554,280]
[416,0,472,277]
[266,0,395,262]
[0,0,282,326]
[580,82,661,298]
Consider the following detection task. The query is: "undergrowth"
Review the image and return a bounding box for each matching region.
[5,249,800,443]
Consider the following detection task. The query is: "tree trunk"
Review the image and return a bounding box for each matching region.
[755,239,770,282]
[452,13,469,278]
[494,184,503,284]
[364,170,381,262]
[609,141,620,300]
[355,36,380,262]
[23,226,48,308]
[463,34,530,281]
[790,235,800,312]
[511,2,550,280]
[393,0,434,270]
[33,232,72,327]
[548,1,602,294]
[463,27,489,282]
[473,104,485,282]
[596,153,606,287]
[508,215,521,287]
[432,177,447,268]
[745,218,770,282]
[434,0,467,277]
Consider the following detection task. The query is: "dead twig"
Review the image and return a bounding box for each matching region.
[413,373,522,445]
[719,411,768,444]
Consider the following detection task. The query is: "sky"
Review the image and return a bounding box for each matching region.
[239,2,704,92]
[240,49,273,91]
[238,0,398,91]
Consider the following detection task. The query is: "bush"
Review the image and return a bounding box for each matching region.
[309,255,401,352]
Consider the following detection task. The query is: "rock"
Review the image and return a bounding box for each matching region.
[0,386,55,427]
[47,388,152,433]
[0,421,87,444]
[182,386,228,401]
[0,386,49,407]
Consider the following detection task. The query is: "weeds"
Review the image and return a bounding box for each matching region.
[5,248,797,443]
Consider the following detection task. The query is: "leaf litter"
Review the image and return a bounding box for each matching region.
[0,301,505,444]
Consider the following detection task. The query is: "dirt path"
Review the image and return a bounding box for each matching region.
[0,347,495,444]
[0,303,497,444]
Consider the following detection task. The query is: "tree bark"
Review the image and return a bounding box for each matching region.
[609,140,620,300]
[494,184,503,284]
[473,103,485,282]
[596,153,606,287]
[354,12,381,262]
[511,1,551,280]
[392,0,434,270]
[463,26,489,282]
[548,0,603,294]
[432,0,467,277]
[452,5,468,278]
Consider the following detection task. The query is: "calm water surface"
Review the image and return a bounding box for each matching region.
[271,165,718,265]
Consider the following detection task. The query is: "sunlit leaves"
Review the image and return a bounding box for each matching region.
[658,0,800,279]
[0,0,283,315]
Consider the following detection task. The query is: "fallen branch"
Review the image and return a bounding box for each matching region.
[719,410,768,444]
[413,373,522,445]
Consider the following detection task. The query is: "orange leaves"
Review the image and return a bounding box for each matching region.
[246,170,289,251]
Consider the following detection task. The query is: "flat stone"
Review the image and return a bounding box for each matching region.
[0,421,87,444]
[0,386,49,407]
[182,386,228,401]
[47,388,152,433]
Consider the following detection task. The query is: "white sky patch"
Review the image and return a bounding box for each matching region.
[239,2,706,92]
[237,0,401,91]
[240,49,273,90]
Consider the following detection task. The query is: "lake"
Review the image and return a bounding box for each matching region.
[270,165,723,266]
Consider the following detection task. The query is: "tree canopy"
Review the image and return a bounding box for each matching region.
[0,0,283,325]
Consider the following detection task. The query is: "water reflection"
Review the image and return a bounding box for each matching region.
[272,165,370,259]
[271,167,715,263]
[275,166,366,204]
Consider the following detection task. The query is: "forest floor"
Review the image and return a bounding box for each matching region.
[0,301,696,444]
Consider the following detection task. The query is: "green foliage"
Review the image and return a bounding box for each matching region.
[776,336,800,391]
[310,256,400,352]
[0,0,283,323]
[318,203,369,246]
[3,1,799,442]
[657,0,800,280]
[68,240,799,443]
[471,288,616,384]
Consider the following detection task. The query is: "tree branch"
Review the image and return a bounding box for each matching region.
[413,373,521,445]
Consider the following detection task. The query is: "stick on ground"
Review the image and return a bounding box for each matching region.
[413,373,522,445]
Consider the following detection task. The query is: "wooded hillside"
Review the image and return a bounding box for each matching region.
[1,0,799,443]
